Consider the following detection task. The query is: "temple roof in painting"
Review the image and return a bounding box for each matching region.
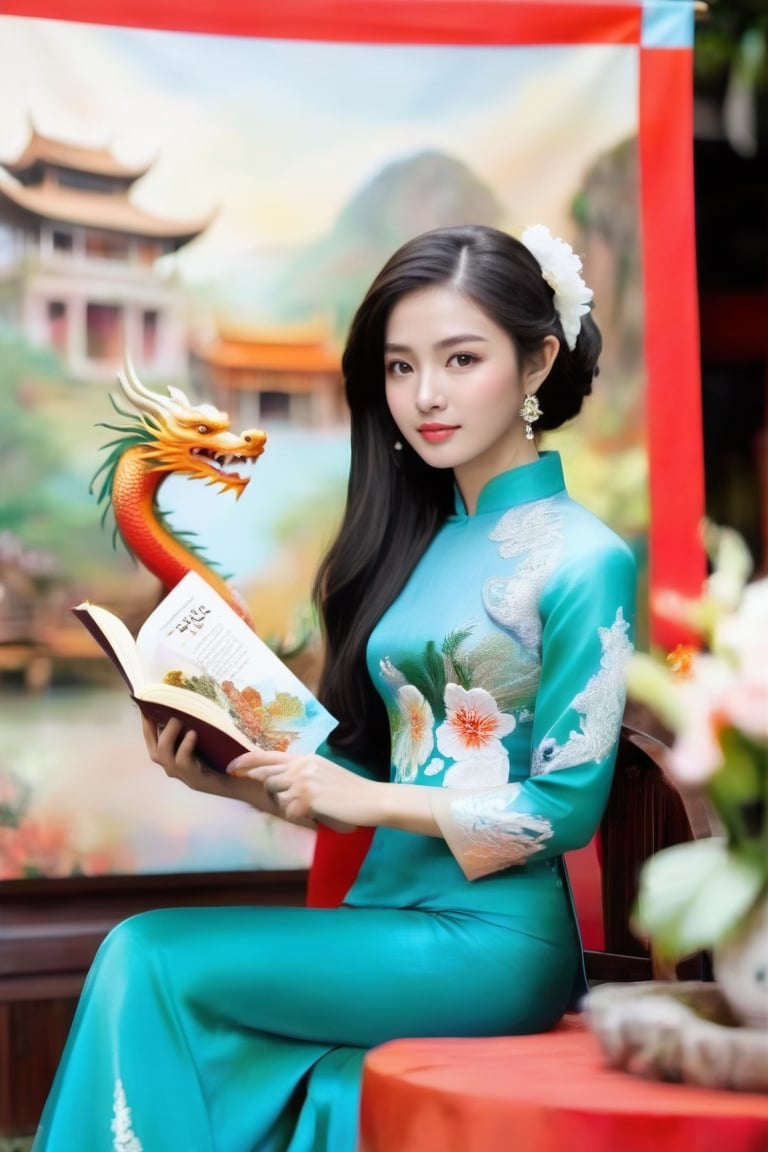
[0,179,212,244]
[195,322,341,377]
[2,128,152,183]
[0,127,211,245]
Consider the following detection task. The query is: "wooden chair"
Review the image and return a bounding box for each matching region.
[583,723,714,985]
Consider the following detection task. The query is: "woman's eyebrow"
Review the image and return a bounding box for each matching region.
[384,333,489,354]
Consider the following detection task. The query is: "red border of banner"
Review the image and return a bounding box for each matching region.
[639,42,706,646]
[0,1,642,43]
[0,0,706,644]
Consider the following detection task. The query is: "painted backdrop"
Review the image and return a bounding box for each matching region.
[0,0,703,879]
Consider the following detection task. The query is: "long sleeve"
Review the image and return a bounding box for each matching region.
[430,540,636,880]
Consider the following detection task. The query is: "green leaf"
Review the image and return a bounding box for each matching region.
[709,728,767,804]
[396,641,447,715]
[441,627,475,689]
[632,838,765,959]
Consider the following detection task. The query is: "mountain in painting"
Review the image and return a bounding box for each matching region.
[272,149,506,338]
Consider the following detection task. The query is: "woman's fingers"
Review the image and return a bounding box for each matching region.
[262,773,287,798]
[229,756,361,834]
[225,748,293,776]
[241,768,288,794]
[139,728,334,834]
[140,712,200,779]
[142,713,183,758]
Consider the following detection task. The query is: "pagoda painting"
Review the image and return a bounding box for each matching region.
[0,127,210,380]
[191,320,344,429]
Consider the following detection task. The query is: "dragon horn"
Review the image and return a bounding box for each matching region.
[117,353,177,420]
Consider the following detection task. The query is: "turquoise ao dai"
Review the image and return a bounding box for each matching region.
[32,451,636,1152]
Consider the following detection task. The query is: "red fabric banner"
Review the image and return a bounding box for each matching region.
[1,1,643,43]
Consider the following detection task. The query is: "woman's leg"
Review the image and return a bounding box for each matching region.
[33,902,576,1152]
[286,1046,367,1152]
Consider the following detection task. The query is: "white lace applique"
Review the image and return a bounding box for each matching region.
[432,784,553,879]
[111,1079,143,1152]
[484,499,562,650]
[531,607,633,776]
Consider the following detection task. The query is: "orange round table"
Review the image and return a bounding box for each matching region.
[359,1015,768,1152]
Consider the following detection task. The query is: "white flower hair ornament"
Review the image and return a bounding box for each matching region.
[521,224,593,351]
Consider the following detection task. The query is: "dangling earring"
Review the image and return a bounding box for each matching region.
[519,394,542,441]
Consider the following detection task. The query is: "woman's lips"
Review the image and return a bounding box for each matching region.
[418,424,459,443]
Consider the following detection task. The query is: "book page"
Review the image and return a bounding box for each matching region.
[135,571,336,754]
[74,602,145,693]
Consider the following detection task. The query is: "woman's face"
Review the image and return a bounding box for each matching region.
[384,284,556,512]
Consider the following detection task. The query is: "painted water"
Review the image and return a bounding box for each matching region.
[0,425,350,881]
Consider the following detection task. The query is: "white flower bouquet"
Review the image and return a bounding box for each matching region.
[626,522,768,964]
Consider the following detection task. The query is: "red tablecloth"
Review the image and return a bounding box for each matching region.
[359,1015,768,1152]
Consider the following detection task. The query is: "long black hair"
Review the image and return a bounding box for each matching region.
[313,224,602,775]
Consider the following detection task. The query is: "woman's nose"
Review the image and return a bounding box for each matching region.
[416,370,446,411]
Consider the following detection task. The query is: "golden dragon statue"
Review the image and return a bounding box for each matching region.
[91,358,267,626]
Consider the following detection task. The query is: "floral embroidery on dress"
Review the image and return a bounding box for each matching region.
[531,607,633,776]
[392,684,435,782]
[111,1079,143,1152]
[436,684,515,787]
[381,623,534,784]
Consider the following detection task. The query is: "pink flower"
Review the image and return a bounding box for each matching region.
[713,650,768,743]
[665,648,768,786]
[664,654,733,785]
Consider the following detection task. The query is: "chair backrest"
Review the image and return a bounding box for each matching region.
[584,722,714,984]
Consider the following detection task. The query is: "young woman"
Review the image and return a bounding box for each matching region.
[33,224,636,1152]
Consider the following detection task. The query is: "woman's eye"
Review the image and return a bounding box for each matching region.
[386,360,411,376]
[449,353,477,368]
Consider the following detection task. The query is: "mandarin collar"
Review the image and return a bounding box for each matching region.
[450,451,566,519]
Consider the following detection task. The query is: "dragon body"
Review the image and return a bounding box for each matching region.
[93,360,266,624]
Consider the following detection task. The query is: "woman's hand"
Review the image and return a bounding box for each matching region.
[141,713,221,795]
[227,747,375,834]
[143,715,442,839]
[140,714,317,828]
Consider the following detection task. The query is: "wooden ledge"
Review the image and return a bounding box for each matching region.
[0,869,308,991]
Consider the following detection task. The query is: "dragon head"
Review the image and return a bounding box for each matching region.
[112,358,266,497]
[90,358,269,603]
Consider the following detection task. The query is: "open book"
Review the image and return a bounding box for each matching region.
[72,570,337,772]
